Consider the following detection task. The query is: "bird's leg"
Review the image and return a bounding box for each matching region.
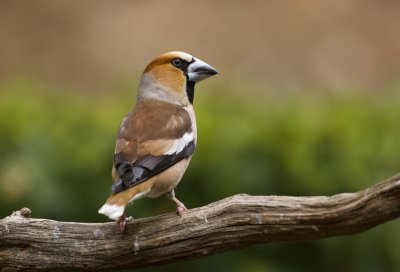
[117,215,127,232]
[167,190,187,217]
[117,214,133,232]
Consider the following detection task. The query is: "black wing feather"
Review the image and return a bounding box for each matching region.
[112,141,195,193]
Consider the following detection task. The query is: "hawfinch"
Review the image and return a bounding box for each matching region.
[98,51,218,230]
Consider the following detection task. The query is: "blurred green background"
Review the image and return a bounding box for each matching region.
[1,1,400,271]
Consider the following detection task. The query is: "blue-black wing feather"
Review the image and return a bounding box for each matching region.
[112,141,195,193]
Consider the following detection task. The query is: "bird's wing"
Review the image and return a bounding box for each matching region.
[111,100,195,193]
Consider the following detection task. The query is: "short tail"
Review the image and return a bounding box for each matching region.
[99,180,153,220]
[98,202,125,220]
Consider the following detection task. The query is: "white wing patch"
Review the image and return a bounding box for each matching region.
[164,132,194,155]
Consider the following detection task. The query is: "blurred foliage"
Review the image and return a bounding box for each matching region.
[0,80,399,271]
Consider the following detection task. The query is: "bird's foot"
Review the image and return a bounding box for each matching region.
[176,203,187,217]
[117,215,133,232]
[167,190,187,217]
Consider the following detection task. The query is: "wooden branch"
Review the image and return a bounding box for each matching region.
[1,174,400,272]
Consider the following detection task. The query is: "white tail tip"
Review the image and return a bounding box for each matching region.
[98,203,125,220]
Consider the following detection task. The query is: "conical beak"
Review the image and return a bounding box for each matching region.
[187,57,219,83]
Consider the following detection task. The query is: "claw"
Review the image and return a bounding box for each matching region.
[117,215,133,232]
[176,203,187,217]
[167,189,188,217]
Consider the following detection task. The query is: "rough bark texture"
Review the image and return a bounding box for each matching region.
[1,173,400,272]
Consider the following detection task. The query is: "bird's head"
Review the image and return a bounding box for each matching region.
[137,51,218,105]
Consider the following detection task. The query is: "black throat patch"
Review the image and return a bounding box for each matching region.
[186,81,195,104]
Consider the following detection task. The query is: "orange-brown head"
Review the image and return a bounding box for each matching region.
[137,51,218,105]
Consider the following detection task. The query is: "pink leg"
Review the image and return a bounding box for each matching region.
[117,214,133,232]
[167,190,187,217]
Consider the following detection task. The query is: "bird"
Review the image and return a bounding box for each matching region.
[98,51,218,231]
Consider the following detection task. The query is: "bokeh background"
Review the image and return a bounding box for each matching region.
[1,1,400,271]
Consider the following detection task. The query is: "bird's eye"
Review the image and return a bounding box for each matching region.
[171,58,182,67]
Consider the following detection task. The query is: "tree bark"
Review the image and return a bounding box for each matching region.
[1,173,400,272]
